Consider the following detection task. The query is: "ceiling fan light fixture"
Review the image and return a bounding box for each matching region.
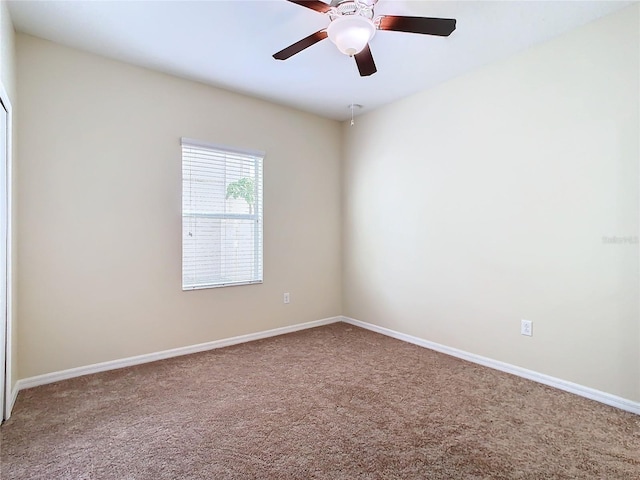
[327,15,376,57]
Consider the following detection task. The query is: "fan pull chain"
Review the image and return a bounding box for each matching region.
[348,103,362,127]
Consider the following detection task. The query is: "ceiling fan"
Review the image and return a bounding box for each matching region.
[273,0,457,77]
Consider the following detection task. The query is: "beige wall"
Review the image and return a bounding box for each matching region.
[0,0,18,398]
[16,34,342,378]
[342,5,639,401]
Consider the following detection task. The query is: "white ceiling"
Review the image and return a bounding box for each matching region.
[7,0,634,121]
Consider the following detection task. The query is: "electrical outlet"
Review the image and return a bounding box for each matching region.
[283,292,290,304]
[521,319,532,336]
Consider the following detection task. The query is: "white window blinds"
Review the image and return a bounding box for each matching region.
[181,138,264,290]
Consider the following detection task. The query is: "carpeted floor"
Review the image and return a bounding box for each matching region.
[1,323,638,479]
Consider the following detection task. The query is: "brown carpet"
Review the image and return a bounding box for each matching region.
[1,323,638,479]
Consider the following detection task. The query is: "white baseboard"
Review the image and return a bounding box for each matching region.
[16,316,341,392]
[341,316,640,416]
[14,315,639,416]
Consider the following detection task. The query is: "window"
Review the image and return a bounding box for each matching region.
[182,138,263,290]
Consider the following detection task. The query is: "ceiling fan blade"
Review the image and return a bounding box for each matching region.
[378,15,456,37]
[354,44,377,77]
[273,30,328,60]
[286,0,332,14]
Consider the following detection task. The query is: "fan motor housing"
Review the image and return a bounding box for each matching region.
[330,0,376,20]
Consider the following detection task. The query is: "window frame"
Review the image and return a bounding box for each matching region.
[181,137,264,291]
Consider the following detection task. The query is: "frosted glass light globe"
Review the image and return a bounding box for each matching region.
[327,16,376,57]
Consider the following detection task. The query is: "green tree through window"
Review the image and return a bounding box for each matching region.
[226,177,255,214]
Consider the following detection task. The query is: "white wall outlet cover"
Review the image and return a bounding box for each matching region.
[521,319,533,336]
[283,293,290,304]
